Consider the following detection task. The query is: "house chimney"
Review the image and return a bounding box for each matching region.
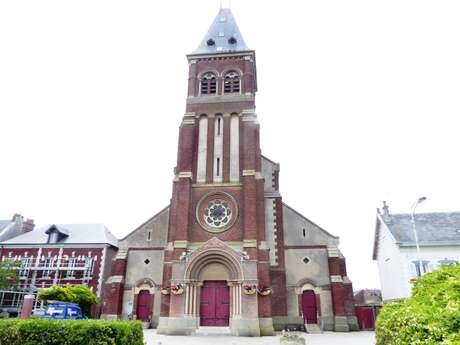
[23,219,35,233]
[382,201,390,217]
[12,213,23,222]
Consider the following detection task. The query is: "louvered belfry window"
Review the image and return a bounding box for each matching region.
[224,71,240,94]
[200,72,217,95]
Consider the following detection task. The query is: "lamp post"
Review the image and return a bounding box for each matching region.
[411,196,427,277]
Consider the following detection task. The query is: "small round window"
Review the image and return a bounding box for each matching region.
[302,257,310,264]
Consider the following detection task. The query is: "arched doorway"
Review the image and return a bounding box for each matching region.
[184,243,243,327]
[136,290,152,321]
[302,290,317,324]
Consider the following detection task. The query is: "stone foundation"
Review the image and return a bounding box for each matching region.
[259,317,275,336]
[230,318,261,336]
[100,314,120,320]
[157,317,197,336]
[320,315,335,331]
[333,316,350,332]
[272,316,304,331]
[347,315,359,331]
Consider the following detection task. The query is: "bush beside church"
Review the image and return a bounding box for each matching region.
[0,319,144,345]
[376,264,460,344]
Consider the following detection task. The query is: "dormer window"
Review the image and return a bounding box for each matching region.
[45,225,69,244]
[224,71,240,94]
[200,72,217,95]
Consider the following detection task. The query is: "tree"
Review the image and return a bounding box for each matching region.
[38,284,99,317]
[0,260,19,289]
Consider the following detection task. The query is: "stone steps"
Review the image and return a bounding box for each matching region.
[305,324,322,334]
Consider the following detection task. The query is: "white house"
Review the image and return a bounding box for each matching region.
[373,202,460,302]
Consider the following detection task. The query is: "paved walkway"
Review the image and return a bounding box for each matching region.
[144,329,375,345]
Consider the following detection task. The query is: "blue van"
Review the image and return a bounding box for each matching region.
[41,301,85,319]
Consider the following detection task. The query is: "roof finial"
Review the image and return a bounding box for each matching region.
[220,0,231,8]
[382,201,390,217]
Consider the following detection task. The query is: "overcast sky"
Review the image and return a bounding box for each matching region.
[1,0,459,290]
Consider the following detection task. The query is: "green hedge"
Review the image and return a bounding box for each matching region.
[0,319,144,345]
[376,264,460,345]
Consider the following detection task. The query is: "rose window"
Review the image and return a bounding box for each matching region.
[196,192,238,233]
[204,200,232,228]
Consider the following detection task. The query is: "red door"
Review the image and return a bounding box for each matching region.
[302,290,318,324]
[200,281,230,326]
[355,306,375,330]
[136,290,152,321]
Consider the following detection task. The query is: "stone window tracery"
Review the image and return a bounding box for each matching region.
[196,192,238,233]
[204,199,232,228]
[224,71,240,94]
[200,72,217,95]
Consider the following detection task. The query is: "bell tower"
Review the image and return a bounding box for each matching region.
[158,8,274,336]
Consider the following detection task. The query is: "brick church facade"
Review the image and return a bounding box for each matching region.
[101,8,357,336]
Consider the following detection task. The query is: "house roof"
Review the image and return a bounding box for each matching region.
[193,8,250,55]
[375,212,460,256]
[1,223,118,247]
[382,212,460,246]
[0,220,11,229]
[0,219,19,242]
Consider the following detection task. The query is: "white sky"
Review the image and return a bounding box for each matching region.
[1,0,459,290]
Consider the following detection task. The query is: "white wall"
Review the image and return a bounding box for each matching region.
[376,220,460,301]
[376,222,409,301]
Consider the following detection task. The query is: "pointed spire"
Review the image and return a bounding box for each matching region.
[193,8,249,55]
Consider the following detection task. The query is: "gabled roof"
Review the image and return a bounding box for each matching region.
[193,8,250,55]
[1,223,118,247]
[374,211,460,259]
[283,202,339,240]
[382,212,460,246]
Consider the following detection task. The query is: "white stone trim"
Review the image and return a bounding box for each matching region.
[196,116,208,183]
[330,275,343,283]
[213,115,223,183]
[106,275,124,284]
[96,246,107,297]
[230,114,240,182]
[178,171,193,179]
[242,170,256,176]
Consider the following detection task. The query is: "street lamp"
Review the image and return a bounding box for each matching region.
[411,196,427,277]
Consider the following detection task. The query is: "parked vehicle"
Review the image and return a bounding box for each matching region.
[41,301,85,319]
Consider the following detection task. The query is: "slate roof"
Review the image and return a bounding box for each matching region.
[193,8,250,55]
[0,219,19,242]
[381,212,460,246]
[0,220,11,229]
[1,223,118,247]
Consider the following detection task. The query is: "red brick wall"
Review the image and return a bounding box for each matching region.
[270,269,288,316]
[1,246,104,294]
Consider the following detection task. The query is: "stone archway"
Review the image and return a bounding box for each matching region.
[159,237,261,336]
[183,244,244,324]
[295,278,332,330]
[133,278,155,322]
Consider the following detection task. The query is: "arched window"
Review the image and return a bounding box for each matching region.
[224,71,240,94]
[200,72,217,95]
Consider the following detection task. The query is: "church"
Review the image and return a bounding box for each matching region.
[101,8,358,336]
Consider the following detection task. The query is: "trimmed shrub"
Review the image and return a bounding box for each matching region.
[376,263,460,345]
[38,284,99,317]
[0,319,144,345]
